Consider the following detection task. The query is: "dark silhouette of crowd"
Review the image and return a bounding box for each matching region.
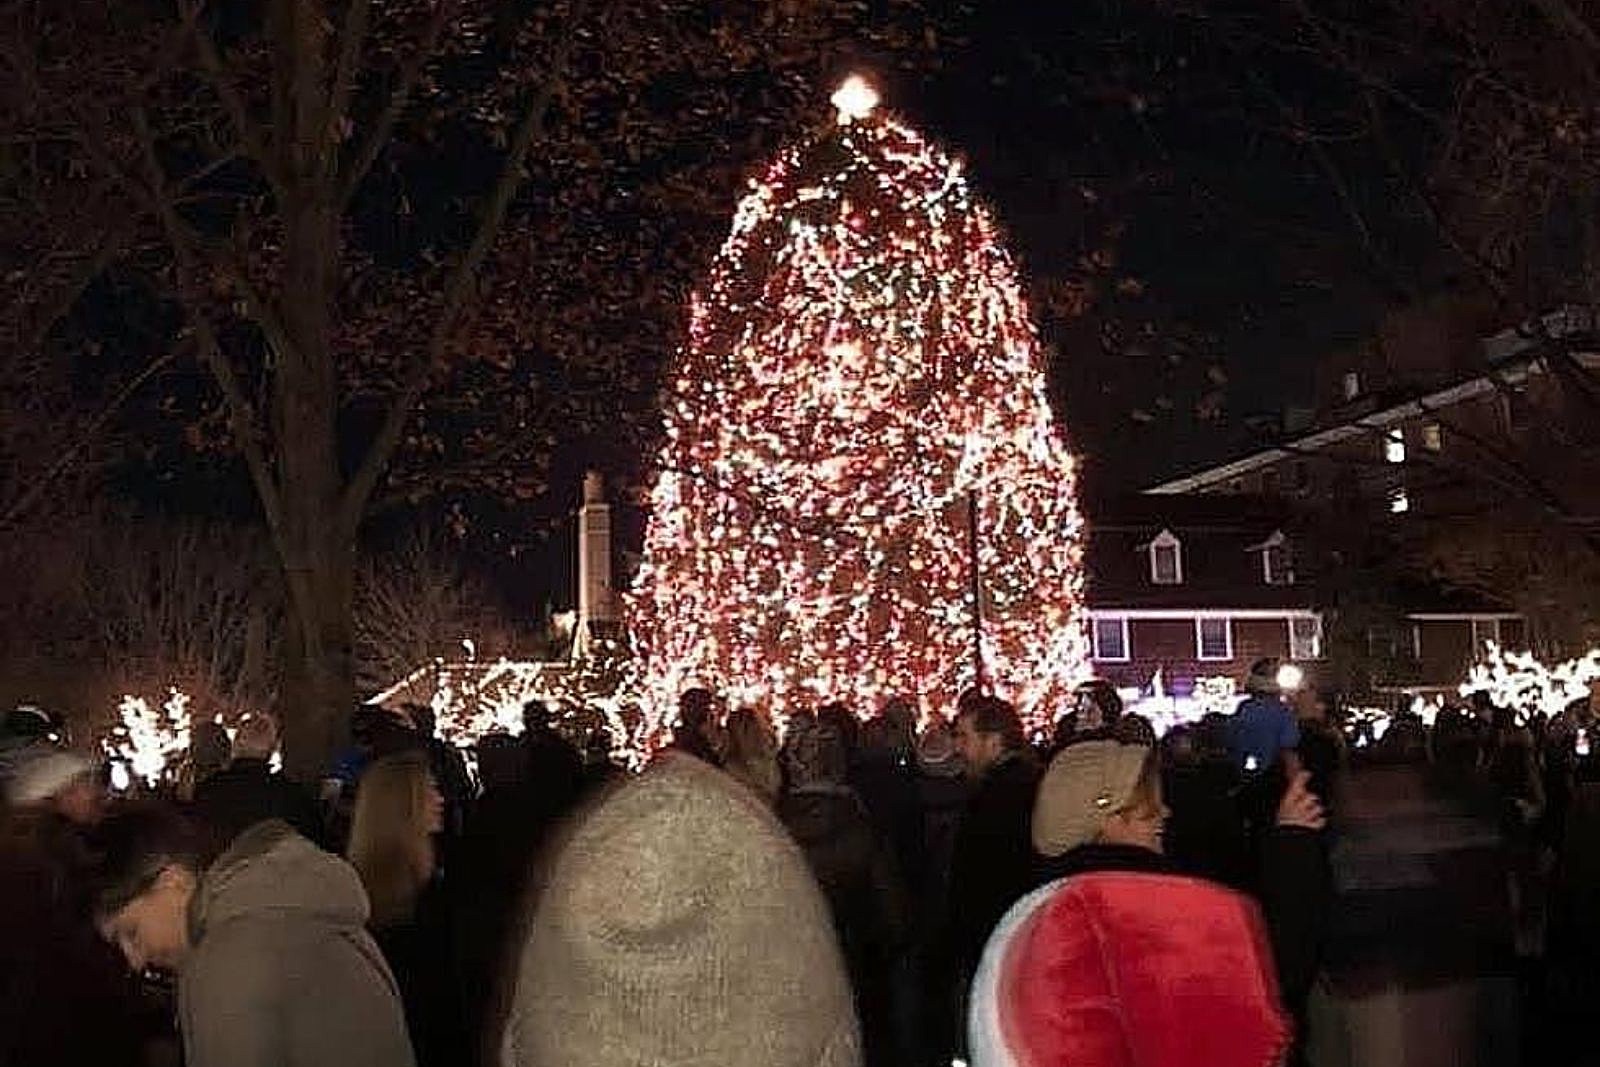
[2,657,1596,1067]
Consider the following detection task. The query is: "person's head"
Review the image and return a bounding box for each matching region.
[231,713,280,761]
[406,703,437,739]
[523,700,554,735]
[816,702,860,754]
[1074,680,1123,732]
[783,720,849,788]
[189,720,232,779]
[346,751,441,926]
[880,697,917,753]
[2,704,61,747]
[678,688,717,734]
[88,803,204,974]
[477,732,528,792]
[5,747,102,825]
[724,707,775,763]
[1033,740,1165,857]
[502,756,859,1067]
[954,696,1024,776]
[1245,658,1283,698]
[916,720,963,777]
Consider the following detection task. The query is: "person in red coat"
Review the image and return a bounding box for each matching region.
[968,740,1291,1067]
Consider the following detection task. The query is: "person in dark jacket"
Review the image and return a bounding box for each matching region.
[451,728,584,1066]
[914,721,969,1067]
[192,713,323,849]
[945,696,1043,1031]
[778,719,908,1067]
[1,748,166,1067]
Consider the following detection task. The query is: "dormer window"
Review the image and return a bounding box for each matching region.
[1149,529,1183,585]
[1253,530,1293,586]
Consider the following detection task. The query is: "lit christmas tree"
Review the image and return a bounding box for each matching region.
[629,77,1088,740]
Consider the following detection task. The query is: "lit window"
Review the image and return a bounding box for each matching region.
[1289,616,1323,660]
[1421,422,1443,452]
[1389,488,1410,514]
[1471,618,1501,655]
[1092,617,1130,662]
[1149,530,1183,585]
[1197,617,1233,661]
[1343,371,1361,400]
[1385,428,1406,464]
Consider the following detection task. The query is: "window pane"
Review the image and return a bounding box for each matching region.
[1198,618,1231,659]
[1264,544,1291,585]
[1093,618,1127,661]
[1152,544,1180,584]
[1385,428,1406,464]
[1290,616,1322,659]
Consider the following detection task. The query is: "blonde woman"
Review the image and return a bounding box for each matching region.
[346,751,458,1066]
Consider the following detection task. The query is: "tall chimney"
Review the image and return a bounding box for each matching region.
[575,470,615,656]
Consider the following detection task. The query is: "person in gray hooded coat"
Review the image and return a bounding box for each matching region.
[88,805,415,1067]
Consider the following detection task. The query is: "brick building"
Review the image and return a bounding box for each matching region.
[1084,496,1322,697]
[1119,304,1600,695]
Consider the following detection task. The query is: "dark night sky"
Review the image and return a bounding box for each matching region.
[89,1,1432,611]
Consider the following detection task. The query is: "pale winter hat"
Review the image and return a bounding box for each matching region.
[501,752,861,1067]
[1032,740,1152,857]
[5,747,92,806]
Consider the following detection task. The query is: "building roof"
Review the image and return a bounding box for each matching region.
[1083,496,1315,612]
[1145,316,1600,495]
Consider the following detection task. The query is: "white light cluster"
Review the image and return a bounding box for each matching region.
[1122,674,1240,736]
[103,690,285,790]
[368,637,644,765]
[1460,641,1600,723]
[106,688,193,787]
[628,85,1090,746]
[1341,642,1600,746]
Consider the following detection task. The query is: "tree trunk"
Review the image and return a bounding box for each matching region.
[270,172,346,778]
[278,536,355,782]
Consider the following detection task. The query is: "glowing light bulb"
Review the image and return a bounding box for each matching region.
[831,74,879,124]
[1276,663,1305,692]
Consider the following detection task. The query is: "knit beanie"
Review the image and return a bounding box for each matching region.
[501,752,861,1067]
[1032,740,1151,857]
[5,747,92,806]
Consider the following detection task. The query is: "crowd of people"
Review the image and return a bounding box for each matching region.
[0,655,1594,1066]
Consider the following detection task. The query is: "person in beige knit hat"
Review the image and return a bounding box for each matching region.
[1032,740,1169,879]
[501,751,861,1067]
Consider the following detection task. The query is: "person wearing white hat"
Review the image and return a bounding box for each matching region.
[1,745,147,1066]
[5,745,101,825]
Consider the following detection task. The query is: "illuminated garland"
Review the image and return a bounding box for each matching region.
[628,77,1089,742]
[367,636,643,765]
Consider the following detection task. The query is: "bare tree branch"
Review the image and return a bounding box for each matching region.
[0,345,178,532]
[324,0,373,163]
[336,0,458,209]
[130,106,289,552]
[177,0,288,199]
[340,0,602,530]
